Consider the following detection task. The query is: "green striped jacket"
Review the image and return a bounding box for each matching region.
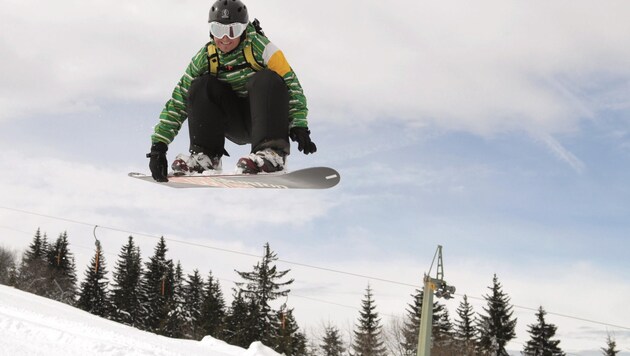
[151,23,308,145]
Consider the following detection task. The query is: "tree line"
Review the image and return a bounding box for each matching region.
[0,228,622,356]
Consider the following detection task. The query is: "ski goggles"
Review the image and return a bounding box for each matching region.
[209,22,248,39]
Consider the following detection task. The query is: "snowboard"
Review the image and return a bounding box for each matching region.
[128,167,340,189]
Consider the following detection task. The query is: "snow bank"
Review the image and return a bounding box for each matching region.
[0,284,281,356]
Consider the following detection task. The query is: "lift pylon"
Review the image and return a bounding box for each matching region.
[417,245,456,356]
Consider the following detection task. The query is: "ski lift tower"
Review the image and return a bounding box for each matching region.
[417,245,456,356]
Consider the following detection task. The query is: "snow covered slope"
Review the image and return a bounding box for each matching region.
[0,284,280,356]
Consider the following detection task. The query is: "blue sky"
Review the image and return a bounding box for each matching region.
[1,1,630,354]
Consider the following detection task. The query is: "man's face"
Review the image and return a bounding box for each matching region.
[214,35,241,53]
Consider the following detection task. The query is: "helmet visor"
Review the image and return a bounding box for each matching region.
[209,22,248,39]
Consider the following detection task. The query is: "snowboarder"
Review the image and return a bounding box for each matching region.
[147,0,317,182]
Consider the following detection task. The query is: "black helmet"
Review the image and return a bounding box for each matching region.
[209,0,249,24]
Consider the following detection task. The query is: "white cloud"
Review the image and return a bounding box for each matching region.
[3,0,630,137]
[0,0,208,119]
[262,1,630,135]
[536,132,586,173]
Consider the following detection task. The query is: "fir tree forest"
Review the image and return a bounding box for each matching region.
[0,228,621,356]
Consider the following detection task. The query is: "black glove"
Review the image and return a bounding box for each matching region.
[289,127,317,154]
[147,142,168,182]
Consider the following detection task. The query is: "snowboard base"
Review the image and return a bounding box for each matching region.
[128,167,340,189]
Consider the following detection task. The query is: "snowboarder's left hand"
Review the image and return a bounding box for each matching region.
[147,142,169,182]
[290,127,317,154]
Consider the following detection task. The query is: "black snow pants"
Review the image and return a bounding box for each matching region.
[185,69,290,157]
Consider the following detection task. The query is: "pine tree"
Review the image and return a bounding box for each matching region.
[8,263,17,286]
[25,229,49,260]
[351,284,387,356]
[183,269,205,339]
[601,333,620,356]
[0,246,17,286]
[272,307,307,356]
[17,228,49,294]
[224,289,256,348]
[454,295,477,354]
[400,288,450,355]
[140,236,175,333]
[45,231,77,304]
[77,240,111,317]
[321,324,346,356]
[523,306,565,356]
[160,261,186,338]
[110,236,143,326]
[235,242,294,345]
[200,271,226,339]
[401,288,422,355]
[476,274,517,356]
[433,307,454,352]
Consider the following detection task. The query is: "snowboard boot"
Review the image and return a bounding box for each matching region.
[171,152,222,175]
[236,148,286,174]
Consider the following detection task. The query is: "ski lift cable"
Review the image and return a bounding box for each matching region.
[2,205,630,332]
[0,206,415,286]
[459,293,630,331]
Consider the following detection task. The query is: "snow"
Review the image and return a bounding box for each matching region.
[0,284,281,356]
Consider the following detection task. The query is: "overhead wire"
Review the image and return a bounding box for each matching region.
[459,293,630,331]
